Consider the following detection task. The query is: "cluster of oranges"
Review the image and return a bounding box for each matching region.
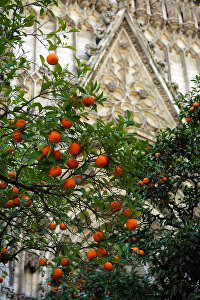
[137,175,168,191]
[0,248,10,267]
[186,101,199,123]
[2,186,31,209]
[11,119,27,143]
[48,222,67,231]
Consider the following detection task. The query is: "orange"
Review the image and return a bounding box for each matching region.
[155,153,160,158]
[138,181,144,186]
[61,258,69,266]
[0,277,3,283]
[24,197,32,207]
[13,131,23,142]
[110,201,121,213]
[103,262,113,271]
[138,250,144,256]
[63,178,76,190]
[69,143,82,156]
[13,198,20,206]
[5,200,14,208]
[133,247,139,253]
[114,167,122,177]
[67,158,79,169]
[9,187,19,195]
[10,120,15,125]
[61,118,73,129]
[1,248,7,254]
[41,274,44,277]
[42,145,54,156]
[48,131,61,144]
[87,250,97,260]
[39,258,47,266]
[53,150,62,160]
[123,208,132,218]
[16,119,26,131]
[82,95,95,107]
[74,175,84,184]
[36,154,43,162]
[186,117,191,123]
[190,106,194,112]
[193,102,199,108]
[95,156,108,168]
[49,223,56,230]
[46,53,59,65]
[53,268,63,279]
[49,166,62,177]
[162,177,167,182]
[8,172,16,179]
[132,237,138,242]
[0,182,6,190]
[126,219,138,231]
[113,256,120,264]
[143,178,149,184]
[93,231,105,243]
[60,223,67,230]
[96,248,106,258]
[108,291,111,295]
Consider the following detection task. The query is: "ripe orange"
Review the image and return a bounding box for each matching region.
[16,119,26,131]
[60,223,67,230]
[49,223,56,230]
[126,219,138,231]
[103,262,113,271]
[162,177,167,182]
[93,232,105,243]
[61,258,69,266]
[186,117,191,123]
[95,156,108,168]
[133,247,139,253]
[113,256,120,264]
[48,131,61,144]
[53,268,63,279]
[46,53,59,65]
[8,172,16,179]
[24,197,32,208]
[69,143,82,156]
[190,106,194,112]
[132,237,138,242]
[74,175,84,184]
[114,167,122,177]
[82,95,95,107]
[155,153,160,158]
[67,158,79,169]
[123,208,132,218]
[10,120,15,125]
[108,291,111,295]
[41,274,44,277]
[87,250,97,260]
[110,201,121,212]
[9,187,19,195]
[193,102,199,108]
[13,131,23,142]
[49,166,62,177]
[143,178,149,184]
[138,250,144,256]
[13,198,20,206]
[0,277,3,283]
[4,200,14,208]
[0,182,6,190]
[61,118,73,129]
[42,145,54,156]
[39,258,47,266]
[36,154,43,162]
[63,178,76,190]
[96,248,106,258]
[1,248,7,254]
[138,180,144,186]
[53,150,62,160]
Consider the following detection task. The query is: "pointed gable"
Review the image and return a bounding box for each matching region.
[85,11,178,141]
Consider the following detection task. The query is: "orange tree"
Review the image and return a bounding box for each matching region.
[44,78,200,299]
[0,0,151,290]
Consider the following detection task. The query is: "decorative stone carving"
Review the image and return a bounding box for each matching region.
[85,43,100,56]
[180,2,194,23]
[95,25,106,40]
[149,0,163,15]
[107,82,117,92]
[138,89,148,99]
[150,13,164,29]
[166,0,179,19]
[182,22,197,38]
[103,11,114,24]
[166,18,180,34]
[24,252,39,273]
[135,0,147,10]
[95,0,111,14]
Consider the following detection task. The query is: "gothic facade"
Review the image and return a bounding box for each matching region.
[1,0,200,299]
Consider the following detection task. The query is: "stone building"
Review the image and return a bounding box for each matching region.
[1,0,200,299]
